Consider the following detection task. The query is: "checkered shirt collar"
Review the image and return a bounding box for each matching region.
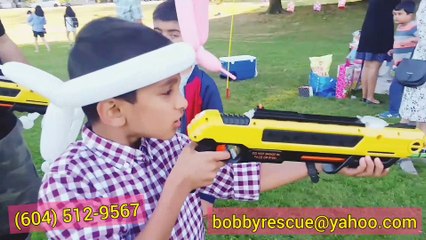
[81,126,147,169]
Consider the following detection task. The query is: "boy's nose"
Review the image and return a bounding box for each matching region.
[176,92,188,111]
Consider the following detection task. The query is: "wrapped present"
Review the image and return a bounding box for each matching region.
[309,54,333,77]
[336,63,355,99]
[309,72,336,98]
[298,86,313,97]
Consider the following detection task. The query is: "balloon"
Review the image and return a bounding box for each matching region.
[19,112,40,130]
[175,0,237,80]
[0,42,196,174]
[1,43,195,108]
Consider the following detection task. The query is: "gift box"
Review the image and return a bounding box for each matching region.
[219,55,258,81]
[298,86,313,97]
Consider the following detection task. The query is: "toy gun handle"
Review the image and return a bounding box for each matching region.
[189,140,230,193]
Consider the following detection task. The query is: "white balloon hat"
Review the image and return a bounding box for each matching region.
[0,42,196,175]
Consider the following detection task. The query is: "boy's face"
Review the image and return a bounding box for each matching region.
[120,74,187,140]
[393,10,413,24]
[153,20,183,43]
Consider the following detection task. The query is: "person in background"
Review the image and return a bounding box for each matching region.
[399,0,426,175]
[0,19,41,240]
[378,0,418,119]
[356,0,401,105]
[27,5,50,53]
[64,4,78,46]
[153,0,224,216]
[115,0,143,24]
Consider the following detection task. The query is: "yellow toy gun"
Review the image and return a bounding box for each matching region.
[0,78,48,114]
[187,107,426,182]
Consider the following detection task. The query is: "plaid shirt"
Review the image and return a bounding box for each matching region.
[38,127,261,239]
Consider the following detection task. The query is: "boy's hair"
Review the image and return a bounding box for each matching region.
[153,0,178,22]
[395,0,416,14]
[68,17,172,125]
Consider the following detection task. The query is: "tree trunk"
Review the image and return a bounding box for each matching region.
[267,0,283,14]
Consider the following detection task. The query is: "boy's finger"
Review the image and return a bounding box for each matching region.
[186,141,198,151]
[373,157,385,177]
[360,156,374,176]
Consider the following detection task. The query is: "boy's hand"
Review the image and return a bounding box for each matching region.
[387,49,394,56]
[171,142,230,193]
[339,156,389,177]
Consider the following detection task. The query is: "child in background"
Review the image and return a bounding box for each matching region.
[152,0,224,214]
[27,5,50,53]
[64,4,78,46]
[153,0,223,135]
[379,0,418,119]
[37,17,389,240]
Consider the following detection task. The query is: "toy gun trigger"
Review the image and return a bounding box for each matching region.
[195,139,236,162]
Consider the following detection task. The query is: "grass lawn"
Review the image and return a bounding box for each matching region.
[2,1,424,239]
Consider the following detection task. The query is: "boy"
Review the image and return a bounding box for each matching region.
[152,0,224,211]
[38,17,389,239]
[379,0,418,119]
[152,0,224,136]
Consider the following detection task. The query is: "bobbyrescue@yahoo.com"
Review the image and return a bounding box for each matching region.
[207,207,422,235]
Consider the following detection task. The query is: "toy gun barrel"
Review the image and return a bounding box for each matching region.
[188,109,426,173]
[0,78,48,114]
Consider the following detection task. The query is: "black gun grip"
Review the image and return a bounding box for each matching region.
[195,139,218,152]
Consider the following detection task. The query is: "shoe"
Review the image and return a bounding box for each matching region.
[378,111,400,119]
[399,159,418,175]
[365,99,381,105]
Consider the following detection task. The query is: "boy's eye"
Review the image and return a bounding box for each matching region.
[162,89,172,95]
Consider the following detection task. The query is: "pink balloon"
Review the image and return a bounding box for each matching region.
[175,0,200,49]
[175,0,236,80]
[193,0,209,45]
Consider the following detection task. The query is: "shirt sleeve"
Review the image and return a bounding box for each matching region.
[199,162,261,201]
[200,70,224,112]
[38,169,127,239]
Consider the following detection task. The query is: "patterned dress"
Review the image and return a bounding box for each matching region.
[400,0,426,122]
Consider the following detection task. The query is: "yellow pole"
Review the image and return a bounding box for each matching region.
[226,0,236,99]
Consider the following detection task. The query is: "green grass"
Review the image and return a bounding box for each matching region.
[3,1,424,239]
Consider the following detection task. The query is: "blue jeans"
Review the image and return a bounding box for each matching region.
[388,78,404,114]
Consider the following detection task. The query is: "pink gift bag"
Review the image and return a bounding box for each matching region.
[336,63,355,99]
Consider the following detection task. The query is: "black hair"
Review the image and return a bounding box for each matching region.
[35,6,44,17]
[27,10,32,14]
[65,6,76,18]
[395,0,416,14]
[153,0,178,22]
[68,17,172,125]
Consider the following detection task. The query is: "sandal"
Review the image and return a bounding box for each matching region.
[365,99,381,105]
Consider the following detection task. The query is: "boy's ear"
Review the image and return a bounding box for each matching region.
[97,99,126,127]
